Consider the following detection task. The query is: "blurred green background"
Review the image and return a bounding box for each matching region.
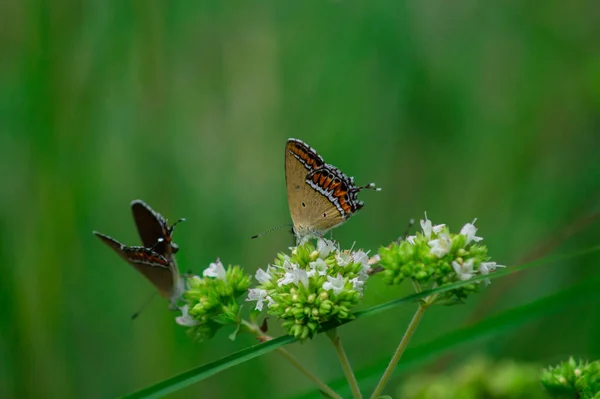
[1,1,599,398]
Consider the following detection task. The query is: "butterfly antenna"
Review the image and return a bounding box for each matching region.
[131,292,157,320]
[168,217,186,233]
[352,182,382,193]
[251,224,293,239]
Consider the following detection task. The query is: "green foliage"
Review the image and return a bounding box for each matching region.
[398,356,550,399]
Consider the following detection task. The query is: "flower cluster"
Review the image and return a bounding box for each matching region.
[176,260,251,342]
[541,357,600,399]
[378,214,504,302]
[246,238,370,340]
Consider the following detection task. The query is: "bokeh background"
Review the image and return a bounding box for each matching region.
[1,1,599,398]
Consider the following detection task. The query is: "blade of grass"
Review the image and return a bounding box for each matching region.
[292,273,600,399]
[121,335,295,399]
[123,244,600,399]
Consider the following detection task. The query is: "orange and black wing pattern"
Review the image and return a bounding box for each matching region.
[286,139,325,172]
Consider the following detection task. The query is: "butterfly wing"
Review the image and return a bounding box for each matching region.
[303,165,361,233]
[130,200,170,253]
[93,231,175,300]
[285,139,326,237]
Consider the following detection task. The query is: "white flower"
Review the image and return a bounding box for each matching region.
[203,259,227,280]
[175,305,200,327]
[255,268,272,284]
[461,218,483,244]
[428,234,452,258]
[278,268,309,287]
[420,212,445,239]
[479,261,505,286]
[406,235,417,245]
[420,216,433,239]
[335,252,352,267]
[350,277,365,295]
[309,258,329,276]
[352,250,369,268]
[322,274,345,295]
[352,250,372,275]
[246,289,273,311]
[282,258,295,271]
[317,238,337,258]
[452,259,475,281]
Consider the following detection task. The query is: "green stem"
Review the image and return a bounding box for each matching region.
[327,328,363,399]
[369,295,436,399]
[241,320,343,399]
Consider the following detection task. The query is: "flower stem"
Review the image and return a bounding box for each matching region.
[241,320,343,399]
[327,328,363,399]
[369,295,436,399]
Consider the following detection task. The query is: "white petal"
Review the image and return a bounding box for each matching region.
[432,224,446,234]
[309,258,329,276]
[247,289,268,311]
[352,250,370,268]
[335,252,352,267]
[406,235,417,245]
[429,234,451,258]
[322,274,345,295]
[255,268,272,284]
[297,269,309,288]
[283,258,297,272]
[175,305,200,327]
[452,261,462,275]
[460,219,483,245]
[350,277,365,294]
[278,272,295,286]
[203,259,227,280]
[317,238,337,258]
[421,218,433,239]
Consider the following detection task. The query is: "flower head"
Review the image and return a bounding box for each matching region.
[542,357,600,398]
[176,261,251,342]
[378,213,504,303]
[248,239,369,340]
